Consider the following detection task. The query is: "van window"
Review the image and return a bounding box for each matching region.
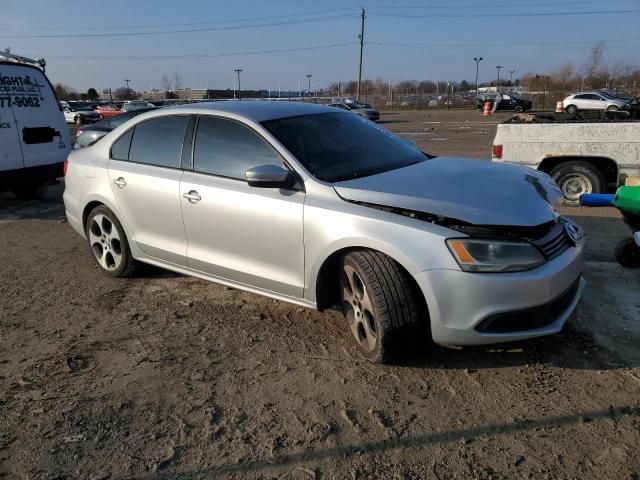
[128,116,189,168]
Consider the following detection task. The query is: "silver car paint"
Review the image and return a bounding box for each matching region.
[64,101,585,346]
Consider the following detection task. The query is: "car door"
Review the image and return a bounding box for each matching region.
[180,115,305,298]
[107,115,191,266]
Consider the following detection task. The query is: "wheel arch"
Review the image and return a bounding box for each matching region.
[537,156,619,187]
[313,243,429,319]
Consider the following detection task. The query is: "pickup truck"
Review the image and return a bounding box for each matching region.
[492,117,640,203]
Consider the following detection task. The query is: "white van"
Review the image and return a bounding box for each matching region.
[0,52,70,199]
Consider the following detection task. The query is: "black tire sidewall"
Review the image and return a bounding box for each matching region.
[566,105,577,114]
[85,206,134,277]
[615,238,640,268]
[514,104,524,113]
[550,161,605,204]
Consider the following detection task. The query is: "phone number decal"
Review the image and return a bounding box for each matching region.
[0,96,41,108]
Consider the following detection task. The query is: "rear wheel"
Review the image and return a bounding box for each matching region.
[340,250,424,363]
[615,238,640,268]
[85,206,136,277]
[550,161,605,205]
[565,104,577,115]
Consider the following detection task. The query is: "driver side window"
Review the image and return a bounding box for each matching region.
[193,116,283,179]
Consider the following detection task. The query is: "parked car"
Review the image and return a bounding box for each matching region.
[94,104,122,119]
[328,102,380,122]
[64,102,585,363]
[562,91,628,114]
[74,107,157,149]
[63,104,102,125]
[475,92,532,113]
[122,101,156,112]
[0,51,71,199]
[492,115,640,203]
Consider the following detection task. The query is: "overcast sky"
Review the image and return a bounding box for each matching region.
[4,0,639,92]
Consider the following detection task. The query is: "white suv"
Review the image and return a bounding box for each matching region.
[562,91,628,114]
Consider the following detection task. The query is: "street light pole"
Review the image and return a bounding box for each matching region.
[473,57,483,95]
[496,65,503,91]
[234,68,243,100]
[509,69,516,86]
[306,74,312,98]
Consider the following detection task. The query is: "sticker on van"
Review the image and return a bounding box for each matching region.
[0,71,46,107]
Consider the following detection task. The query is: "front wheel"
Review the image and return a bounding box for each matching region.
[550,161,605,205]
[75,115,83,126]
[340,250,424,363]
[514,103,525,113]
[565,105,577,115]
[86,206,137,277]
[606,105,619,112]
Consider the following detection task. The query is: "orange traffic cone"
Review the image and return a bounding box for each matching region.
[555,101,564,113]
[482,100,491,116]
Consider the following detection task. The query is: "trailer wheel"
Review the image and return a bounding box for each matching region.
[550,161,605,205]
[615,238,640,268]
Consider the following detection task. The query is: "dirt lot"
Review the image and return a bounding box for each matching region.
[1,109,639,479]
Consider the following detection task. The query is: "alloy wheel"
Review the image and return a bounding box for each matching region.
[88,214,123,271]
[341,264,378,353]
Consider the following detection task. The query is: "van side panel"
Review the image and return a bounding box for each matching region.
[0,63,70,170]
[0,95,23,171]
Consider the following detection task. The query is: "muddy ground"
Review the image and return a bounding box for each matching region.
[1,109,639,479]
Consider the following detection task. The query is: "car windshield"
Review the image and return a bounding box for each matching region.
[262,112,427,182]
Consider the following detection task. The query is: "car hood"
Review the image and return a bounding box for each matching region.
[333,157,563,227]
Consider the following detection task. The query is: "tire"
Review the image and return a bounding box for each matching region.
[565,104,577,115]
[606,105,619,112]
[75,115,83,126]
[514,103,525,113]
[85,205,137,277]
[615,238,640,268]
[340,250,423,363]
[11,183,48,200]
[549,161,605,205]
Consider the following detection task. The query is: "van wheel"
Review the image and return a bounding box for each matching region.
[550,161,605,205]
[340,250,423,363]
[86,206,137,277]
[12,183,48,200]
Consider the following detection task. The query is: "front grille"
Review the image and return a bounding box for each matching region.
[475,277,581,334]
[532,222,570,260]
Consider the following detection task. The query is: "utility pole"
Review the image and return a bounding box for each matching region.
[234,68,243,100]
[474,57,483,95]
[496,66,502,91]
[509,69,516,86]
[356,7,365,101]
[306,74,312,98]
[124,79,131,99]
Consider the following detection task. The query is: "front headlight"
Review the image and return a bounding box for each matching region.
[446,238,545,273]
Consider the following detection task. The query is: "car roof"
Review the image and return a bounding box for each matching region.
[160,100,337,122]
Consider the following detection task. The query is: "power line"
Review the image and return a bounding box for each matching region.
[1,7,359,32]
[371,0,640,9]
[36,42,358,60]
[0,14,357,38]
[368,38,640,48]
[368,9,640,18]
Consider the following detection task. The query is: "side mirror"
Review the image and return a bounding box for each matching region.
[245,164,296,189]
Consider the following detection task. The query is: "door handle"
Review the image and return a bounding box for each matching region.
[113,177,127,188]
[182,190,201,203]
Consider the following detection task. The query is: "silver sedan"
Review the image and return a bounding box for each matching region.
[63,102,586,363]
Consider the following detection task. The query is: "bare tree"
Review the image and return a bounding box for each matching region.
[161,74,171,92]
[173,71,182,91]
[583,41,607,86]
[552,63,575,91]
